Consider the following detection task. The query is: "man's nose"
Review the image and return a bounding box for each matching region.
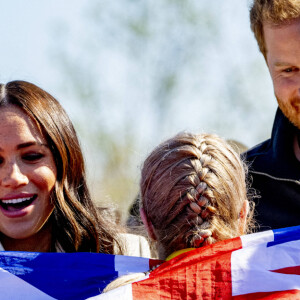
[0,162,29,188]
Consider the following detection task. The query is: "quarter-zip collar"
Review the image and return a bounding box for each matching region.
[246,108,300,181]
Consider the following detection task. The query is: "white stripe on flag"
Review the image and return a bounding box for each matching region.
[240,229,274,248]
[0,267,55,299]
[86,283,133,300]
[232,239,300,296]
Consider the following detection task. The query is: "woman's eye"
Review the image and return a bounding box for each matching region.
[22,153,44,161]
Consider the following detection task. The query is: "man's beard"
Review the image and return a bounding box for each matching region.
[276,94,300,130]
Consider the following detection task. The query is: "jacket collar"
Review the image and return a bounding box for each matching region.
[247,108,300,180]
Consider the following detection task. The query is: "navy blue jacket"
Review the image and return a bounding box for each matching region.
[244,108,300,231]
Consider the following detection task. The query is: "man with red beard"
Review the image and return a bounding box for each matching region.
[245,0,300,231]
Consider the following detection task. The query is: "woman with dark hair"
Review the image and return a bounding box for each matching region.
[0,80,122,253]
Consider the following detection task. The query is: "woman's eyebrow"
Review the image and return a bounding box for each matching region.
[16,142,48,150]
[0,142,47,152]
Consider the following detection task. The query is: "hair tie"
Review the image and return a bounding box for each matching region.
[193,229,212,247]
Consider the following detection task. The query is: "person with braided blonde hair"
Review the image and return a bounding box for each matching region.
[140,132,254,260]
[101,132,254,294]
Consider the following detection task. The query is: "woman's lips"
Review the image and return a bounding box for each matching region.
[0,194,37,218]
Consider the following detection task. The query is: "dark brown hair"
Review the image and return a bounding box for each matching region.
[140,132,254,259]
[0,80,121,253]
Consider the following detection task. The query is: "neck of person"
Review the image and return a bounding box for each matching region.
[0,221,53,252]
[293,134,300,162]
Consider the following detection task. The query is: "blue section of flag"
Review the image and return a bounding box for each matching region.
[0,251,150,300]
[267,225,300,247]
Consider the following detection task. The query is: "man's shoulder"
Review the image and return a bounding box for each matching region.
[242,137,276,175]
[243,138,272,161]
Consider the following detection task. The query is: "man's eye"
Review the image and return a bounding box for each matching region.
[22,153,44,161]
[284,67,299,73]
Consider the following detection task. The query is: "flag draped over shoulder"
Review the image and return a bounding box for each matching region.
[1,226,300,300]
[0,251,160,300]
[99,225,300,300]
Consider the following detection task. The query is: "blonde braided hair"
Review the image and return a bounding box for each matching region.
[140,132,254,259]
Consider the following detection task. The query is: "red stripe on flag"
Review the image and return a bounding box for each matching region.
[271,265,300,275]
[233,289,300,299]
[132,237,242,300]
[149,259,164,270]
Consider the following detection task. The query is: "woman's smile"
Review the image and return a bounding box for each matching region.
[0,105,56,242]
[0,193,37,215]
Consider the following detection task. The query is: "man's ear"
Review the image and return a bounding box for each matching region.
[140,207,157,240]
[239,200,249,235]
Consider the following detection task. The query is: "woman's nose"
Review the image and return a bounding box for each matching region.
[0,162,29,188]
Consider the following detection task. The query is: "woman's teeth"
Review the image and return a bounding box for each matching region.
[2,197,32,204]
[0,196,36,212]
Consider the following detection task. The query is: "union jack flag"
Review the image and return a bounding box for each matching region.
[99,226,300,299]
[1,226,300,299]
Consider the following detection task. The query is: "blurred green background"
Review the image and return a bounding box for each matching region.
[0,1,276,221]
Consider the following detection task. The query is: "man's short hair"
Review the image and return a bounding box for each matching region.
[250,0,300,59]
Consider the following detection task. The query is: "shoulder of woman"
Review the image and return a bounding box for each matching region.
[115,233,151,258]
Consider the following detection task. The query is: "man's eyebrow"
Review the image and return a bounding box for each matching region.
[0,142,48,152]
[273,61,293,67]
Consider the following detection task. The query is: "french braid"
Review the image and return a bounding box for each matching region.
[140,132,253,259]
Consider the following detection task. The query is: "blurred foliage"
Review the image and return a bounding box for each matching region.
[50,1,275,220]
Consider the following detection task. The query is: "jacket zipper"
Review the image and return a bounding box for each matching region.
[251,171,300,185]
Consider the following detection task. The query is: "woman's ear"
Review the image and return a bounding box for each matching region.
[140,207,157,240]
[239,200,249,235]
